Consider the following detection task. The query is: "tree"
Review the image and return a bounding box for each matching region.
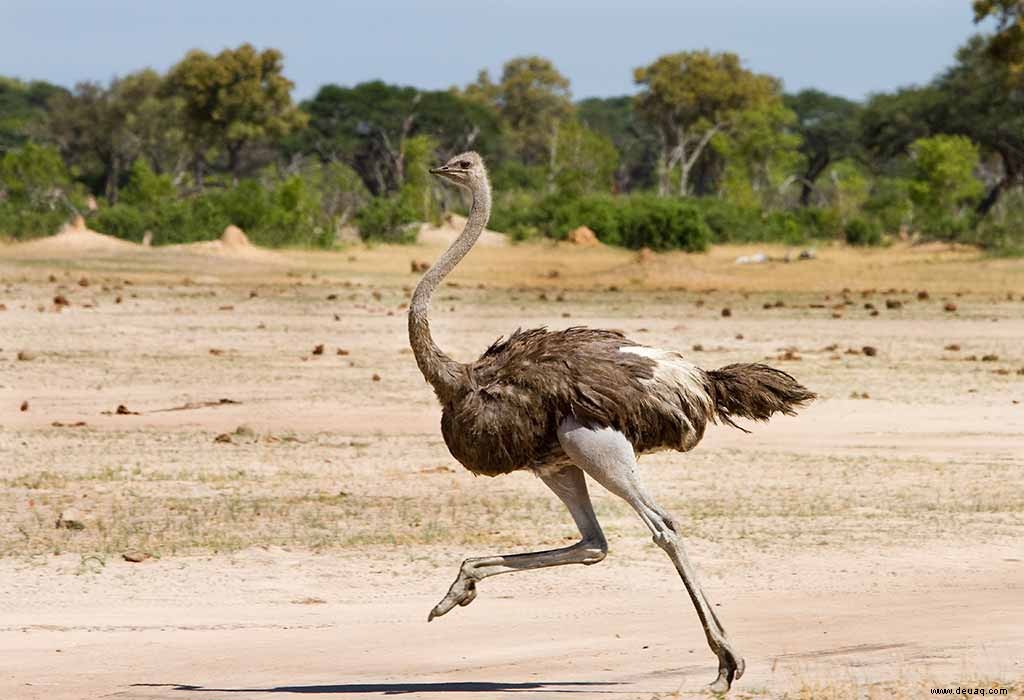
[0,78,67,156]
[165,44,306,184]
[46,71,185,203]
[859,87,943,172]
[934,36,1024,214]
[634,50,780,196]
[784,89,862,205]
[549,120,619,196]
[908,135,984,234]
[714,101,802,209]
[463,56,574,166]
[301,82,500,195]
[974,0,1024,73]
[0,142,71,209]
[577,96,660,191]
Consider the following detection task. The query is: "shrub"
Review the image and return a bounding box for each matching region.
[618,196,710,252]
[548,194,621,244]
[844,217,883,246]
[356,195,417,243]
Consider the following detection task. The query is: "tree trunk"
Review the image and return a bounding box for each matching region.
[799,155,830,207]
[678,125,722,197]
[227,143,243,185]
[105,158,121,205]
[976,155,1020,217]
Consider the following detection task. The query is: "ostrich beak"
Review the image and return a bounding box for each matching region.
[429,166,446,175]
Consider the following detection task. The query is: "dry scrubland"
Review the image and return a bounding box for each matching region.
[0,233,1022,700]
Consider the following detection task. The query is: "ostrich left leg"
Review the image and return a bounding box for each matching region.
[557,417,744,693]
[428,464,607,621]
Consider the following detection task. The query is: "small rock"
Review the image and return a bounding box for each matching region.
[312,344,325,356]
[20,400,28,412]
[337,348,349,356]
[214,433,233,443]
[234,424,257,438]
[981,354,999,362]
[371,373,382,382]
[16,350,36,361]
[56,510,86,530]
[885,299,902,309]
[410,260,430,273]
[862,346,878,357]
[122,551,151,563]
[944,302,958,312]
[917,290,930,300]
[692,344,704,352]
[944,344,961,351]
[721,308,732,318]
[53,294,70,307]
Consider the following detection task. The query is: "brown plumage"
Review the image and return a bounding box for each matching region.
[439,326,814,477]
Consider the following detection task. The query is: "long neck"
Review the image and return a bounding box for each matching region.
[408,177,491,402]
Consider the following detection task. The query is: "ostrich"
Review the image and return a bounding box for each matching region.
[409,151,814,693]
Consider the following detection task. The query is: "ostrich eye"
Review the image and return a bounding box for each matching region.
[458,160,471,169]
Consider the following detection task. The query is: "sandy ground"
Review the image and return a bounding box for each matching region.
[0,236,1022,699]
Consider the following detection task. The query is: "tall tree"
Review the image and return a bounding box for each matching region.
[463,56,574,167]
[577,96,660,191]
[858,87,942,171]
[301,82,500,195]
[633,50,780,195]
[784,89,862,205]
[0,78,67,156]
[935,35,1024,214]
[974,0,1024,74]
[46,71,184,203]
[165,44,306,184]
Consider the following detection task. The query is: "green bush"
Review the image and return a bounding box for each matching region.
[356,195,417,243]
[844,217,883,246]
[548,194,622,244]
[617,195,710,252]
[0,202,71,240]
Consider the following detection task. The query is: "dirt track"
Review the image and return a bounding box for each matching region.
[1,238,1022,699]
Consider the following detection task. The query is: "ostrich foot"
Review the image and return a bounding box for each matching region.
[707,643,745,694]
[427,574,478,621]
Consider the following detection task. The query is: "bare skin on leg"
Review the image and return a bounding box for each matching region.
[557,416,745,693]
[428,465,607,621]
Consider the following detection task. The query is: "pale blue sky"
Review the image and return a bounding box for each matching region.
[0,1,990,101]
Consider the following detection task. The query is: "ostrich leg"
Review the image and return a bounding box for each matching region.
[428,465,607,621]
[557,417,744,693]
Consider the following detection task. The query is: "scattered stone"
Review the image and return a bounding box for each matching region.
[56,510,86,530]
[862,346,878,357]
[214,433,233,444]
[944,344,961,351]
[219,305,234,311]
[869,309,879,316]
[326,293,338,300]
[721,308,732,318]
[53,294,70,307]
[122,550,151,563]
[234,424,257,439]
[51,421,87,428]
[78,277,90,287]
[944,302,958,312]
[371,373,381,382]
[312,344,325,356]
[981,354,999,362]
[410,260,430,273]
[917,290,930,300]
[776,349,801,361]
[209,348,225,356]
[850,391,871,399]
[735,334,744,340]
[115,404,139,415]
[292,597,327,605]
[20,400,29,412]
[337,348,349,356]
[885,299,902,309]
[16,350,36,361]
[692,344,704,352]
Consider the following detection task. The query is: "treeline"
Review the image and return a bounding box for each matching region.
[0,2,1022,254]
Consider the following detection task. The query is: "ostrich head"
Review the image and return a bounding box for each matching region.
[430,151,487,191]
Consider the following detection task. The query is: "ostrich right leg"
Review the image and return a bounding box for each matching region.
[557,417,744,694]
[428,464,607,621]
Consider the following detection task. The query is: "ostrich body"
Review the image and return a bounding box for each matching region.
[410,152,814,693]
